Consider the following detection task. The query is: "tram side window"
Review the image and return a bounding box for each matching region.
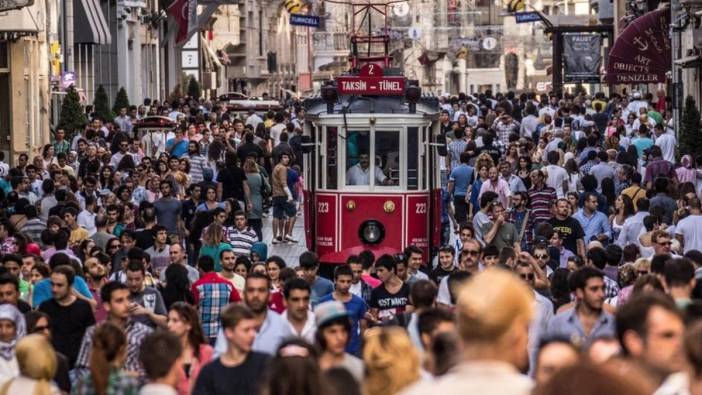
[374,131,399,187]
[345,130,372,186]
[407,127,418,190]
[326,127,338,189]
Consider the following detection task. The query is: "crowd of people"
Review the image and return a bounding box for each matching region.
[0,87,698,395]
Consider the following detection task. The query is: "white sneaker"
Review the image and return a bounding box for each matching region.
[285,235,298,243]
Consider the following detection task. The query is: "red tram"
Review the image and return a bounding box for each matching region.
[301,1,444,268]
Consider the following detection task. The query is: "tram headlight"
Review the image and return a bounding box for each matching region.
[359,220,384,245]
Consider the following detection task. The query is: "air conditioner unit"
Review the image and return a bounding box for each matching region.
[202,72,217,89]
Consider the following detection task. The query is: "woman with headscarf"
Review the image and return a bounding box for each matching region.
[677,155,697,185]
[0,304,26,385]
[250,242,268,264]
[0,334,60,395]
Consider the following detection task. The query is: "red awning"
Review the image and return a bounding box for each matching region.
[606,8,670,84]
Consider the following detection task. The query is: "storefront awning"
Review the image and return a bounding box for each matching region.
[74,0,111,45]
[606,8,670,84]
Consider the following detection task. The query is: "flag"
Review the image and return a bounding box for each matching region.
[167,0,196,44]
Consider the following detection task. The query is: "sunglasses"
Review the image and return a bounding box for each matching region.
[535,254,549,260]
[461,250,480,256]
[519,273,535,280]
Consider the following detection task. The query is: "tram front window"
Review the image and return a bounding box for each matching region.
[344,130,398,187]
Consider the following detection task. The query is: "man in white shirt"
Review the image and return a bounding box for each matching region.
[269,113,287,147]
[346,154,388,186]
[77,196,98,236]
[654,123,676,164]
[520,105,539,139]
[675,197,702,254]
[245,110,263,130]
[283,278,316,344]
[545,151,569,198]
[141,130,166,158]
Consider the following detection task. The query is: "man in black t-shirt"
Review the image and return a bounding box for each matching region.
[217,151,251,210]
[369,254,410,324]
[38,265,96,368]
[548,199,586,259]
[430,246,457,284]
[192,304,270,395]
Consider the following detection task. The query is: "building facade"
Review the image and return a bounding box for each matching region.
[0,0,52,163]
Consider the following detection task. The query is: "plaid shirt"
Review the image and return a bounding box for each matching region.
[447,139,468,170]
[76,320,153,378]
[191,272,241,340]
[53,139,71,155]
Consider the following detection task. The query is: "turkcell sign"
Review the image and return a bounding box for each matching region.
[514,11,542,23]
[336,76,406,96]
[290,14,320,27]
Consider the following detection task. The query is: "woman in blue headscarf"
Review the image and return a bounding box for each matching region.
[250,242,268,263]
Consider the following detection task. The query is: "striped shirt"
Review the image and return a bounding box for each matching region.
[527,185,556,224]
[191,272,241,340]
[225,226,259,256]
[186,153,208,183]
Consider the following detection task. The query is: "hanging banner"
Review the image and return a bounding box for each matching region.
[606,8,670,84]
[563,33,602,83]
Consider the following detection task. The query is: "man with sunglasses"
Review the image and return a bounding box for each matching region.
[515,261,553,376]
[109,139,133,169]
[437,239,481,308]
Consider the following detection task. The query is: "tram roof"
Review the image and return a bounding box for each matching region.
[302,95,440,119]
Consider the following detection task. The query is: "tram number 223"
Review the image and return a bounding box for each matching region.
[415,203,427,214]
[318,202,330,213]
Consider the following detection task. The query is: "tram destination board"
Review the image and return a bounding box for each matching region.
[335,76,406,96]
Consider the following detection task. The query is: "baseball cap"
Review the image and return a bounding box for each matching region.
[314,301,349,327]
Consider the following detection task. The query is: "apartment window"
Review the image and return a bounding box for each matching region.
[0,42,7,70]
[258,10,263,56]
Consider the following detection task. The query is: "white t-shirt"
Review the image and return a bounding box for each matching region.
[269,123,286,147]
[675,214,702,253]
[655,133,676,164]
[545,164,569,198]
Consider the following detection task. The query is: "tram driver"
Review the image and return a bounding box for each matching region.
[346,153,393,186]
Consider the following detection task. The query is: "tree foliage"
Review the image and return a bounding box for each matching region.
[112,87,130,115]
[93,84,114,122]
[57,86,87,137]
[680,95,702,157]
[187,77,201,100]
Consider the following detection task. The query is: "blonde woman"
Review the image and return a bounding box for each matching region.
[363,327,420,395]
[198,224,232,272]
[0,334,60,395]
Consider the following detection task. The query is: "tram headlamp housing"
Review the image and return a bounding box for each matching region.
[359,220,384,245]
